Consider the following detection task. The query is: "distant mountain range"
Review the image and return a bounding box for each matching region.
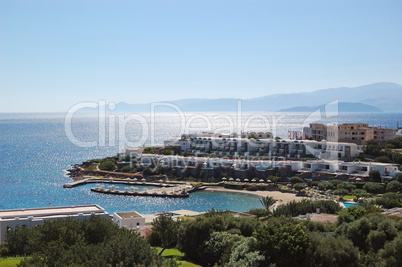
[278,102,383,113]
[103,82,402,113]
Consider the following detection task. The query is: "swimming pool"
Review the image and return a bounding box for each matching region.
[343,202,359,208]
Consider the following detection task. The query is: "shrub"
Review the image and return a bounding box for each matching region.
[146,230,161,246]
[228,237,265,267]
[363,182,385,194]
[142,168,153,175]
[352,189,370,198]
[306,233,359,267]
[337,205,381,221]
[248,208,271,218]
[336,215,398,253]
[395,173,402,183]
[386,181,402,192]
[369,169,382,183]
[177,214,261,264]
[290,176,304,184]
[254,222,310,267]
[7,216,162,266]
[98,160,116,171]
[329,179,343,186]
[201,231,244,266]
[375,193,402,209]
[334,188,349,196]
[318,182,335,191]
[378,232,402,266]
[294,183,306,192]
[119,165,134,173]
[273,199,341,217]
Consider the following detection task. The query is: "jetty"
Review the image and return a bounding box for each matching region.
[63,177,175,189]
[91,187,190,198]
[63,177,196,198]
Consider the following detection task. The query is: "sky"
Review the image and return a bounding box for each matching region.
[1,0,402,112]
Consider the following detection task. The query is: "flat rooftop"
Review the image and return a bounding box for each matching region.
[0,205,107,220]
[115,211,143,219]
[169,209,204,217]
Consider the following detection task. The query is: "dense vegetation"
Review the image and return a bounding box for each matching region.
[311,178,402,209]
[148,206,402,267]
[3,202,402,267]
[98,160,116,171]
[273,199,342,217]
[2,216,173,267]
[364,137,402,165]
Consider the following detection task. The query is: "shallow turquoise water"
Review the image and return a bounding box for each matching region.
[343,202,359,208]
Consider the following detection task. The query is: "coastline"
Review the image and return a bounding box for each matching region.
[203,186,306,205]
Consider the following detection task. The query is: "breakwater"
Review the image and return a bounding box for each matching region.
[90,187,190,198]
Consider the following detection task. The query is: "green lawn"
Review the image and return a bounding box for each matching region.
[156,247,201,267]
[343,195,357,200]
[0,257,24,267]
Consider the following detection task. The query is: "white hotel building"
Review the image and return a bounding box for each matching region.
[0,205,109,245]
[164,132,364,159]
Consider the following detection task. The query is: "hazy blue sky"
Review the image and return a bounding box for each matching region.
[1,0,402,112]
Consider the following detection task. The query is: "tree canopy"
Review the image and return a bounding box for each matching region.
[5,216,165,266]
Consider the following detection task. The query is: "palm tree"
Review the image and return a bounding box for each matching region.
[260,196,277,210]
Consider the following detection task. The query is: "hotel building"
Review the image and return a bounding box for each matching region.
[0,205,109,245]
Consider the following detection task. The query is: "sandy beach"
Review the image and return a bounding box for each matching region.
[204,186,306,205]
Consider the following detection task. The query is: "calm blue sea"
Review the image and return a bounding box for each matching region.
[0,112,401,214]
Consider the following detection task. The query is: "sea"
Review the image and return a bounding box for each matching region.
[0,112,401,215]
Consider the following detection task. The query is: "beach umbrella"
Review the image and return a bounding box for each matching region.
[244,179,249,182]
[251,179,257,183]
[356,178,362,181]
[236,178,241,182]
[133,178,138,181]
[222,178,227,181]
[229,177,234,181]
[267,180,272,183]
[141,178,146,182]
[159,179,163,183]
[259,179,265,183]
